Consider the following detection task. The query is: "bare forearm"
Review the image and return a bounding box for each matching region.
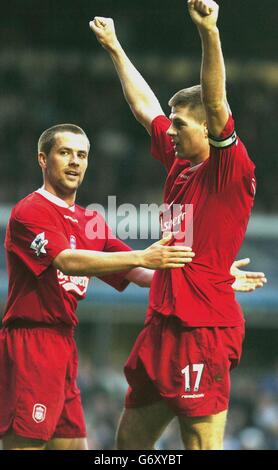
[108,43,163,130]
[199,27,226,108]
[111,43,157,109]
[125,267,154,287]
[54,237,195,275]
[54,249,141,276]
[90,17,163,132]
[188,1,229,136]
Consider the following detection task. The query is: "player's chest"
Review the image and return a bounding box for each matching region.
[163,166,208,205]
[56,213,106,251]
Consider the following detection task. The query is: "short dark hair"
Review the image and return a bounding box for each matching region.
[168,85,206,123]
[38,123,90,155]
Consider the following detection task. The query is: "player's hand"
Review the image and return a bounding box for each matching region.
[140,235,195,270]
[231,258,267,293]
[187,0,219,32]
[89,17,118,51]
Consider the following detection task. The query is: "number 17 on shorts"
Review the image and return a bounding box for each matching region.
[181,363,205,398]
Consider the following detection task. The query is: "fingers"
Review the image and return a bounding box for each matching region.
[89,20,97,32]
[153,239,195,258]
[153,236,194,251]
[233,278,266,292]
[158,259,192,269]
[245,279,267,287]
[155,234,173,246]
[233,258,251,268]
[239,283,263,292]
[166,253,195,264]
[89,17,109,31]
[166,251,195,260]
[89,19,103,33]
[196,0,212,15]
[162,263,187,269]
[95,17,106,27]
[241,286,256,292]
[156,247,195,269]
[245,272,267,281]
[188,0,213,15]
[167,245,194,251]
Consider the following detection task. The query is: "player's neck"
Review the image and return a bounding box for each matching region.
[43,182,76,207]
[189,153,209,167]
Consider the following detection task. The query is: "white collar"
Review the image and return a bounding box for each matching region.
[36,187,76,212]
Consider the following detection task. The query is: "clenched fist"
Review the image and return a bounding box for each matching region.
[187,0,219,31]
[89,17,119,52]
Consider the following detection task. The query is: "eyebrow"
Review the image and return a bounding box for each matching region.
[169,116,187,125]
[59,146,88,154]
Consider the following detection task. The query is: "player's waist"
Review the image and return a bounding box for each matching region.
[153,269,235,287]
[2,319,75,336]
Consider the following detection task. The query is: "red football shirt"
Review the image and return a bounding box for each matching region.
[3,188,131,328]
[147,115,256,326]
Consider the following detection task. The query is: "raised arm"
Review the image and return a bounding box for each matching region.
[188,0,229,137]
[90,17,164,134]
[53,237,195,276]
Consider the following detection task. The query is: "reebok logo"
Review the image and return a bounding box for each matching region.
[181,393,205,399]
[64,215,78,224]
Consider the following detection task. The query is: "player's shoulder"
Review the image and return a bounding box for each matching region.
[75,204,107,224]
[12,191,54,223]
[75,204,105,219]
[208,114,237,149]
[209,114,251,157]
[151,114,171,134]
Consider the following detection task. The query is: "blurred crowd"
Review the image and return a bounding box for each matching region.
[0,51,277,211]
[78,354,278,450]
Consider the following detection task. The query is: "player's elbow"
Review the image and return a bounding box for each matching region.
[130,102,163,134]
[53,250,76,275]
[131,104,150,128]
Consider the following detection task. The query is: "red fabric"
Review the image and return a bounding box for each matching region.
[0,326,86,440]
[3,191,131,328]
[125,314,245,417]
[147,115,255,326]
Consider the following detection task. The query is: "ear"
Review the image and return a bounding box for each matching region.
[38,152,47,170]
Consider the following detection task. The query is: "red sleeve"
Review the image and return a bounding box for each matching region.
[151,115,176,173]
[7,206,69,277]
[207,115,256,192]
[97,221,132,292]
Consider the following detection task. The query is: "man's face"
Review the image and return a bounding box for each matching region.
[41,132,89,196]
[167,106,209,162]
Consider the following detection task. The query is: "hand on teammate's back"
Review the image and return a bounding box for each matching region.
[141,235,195,270]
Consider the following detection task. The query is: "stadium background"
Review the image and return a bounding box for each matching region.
[0,0,278,449]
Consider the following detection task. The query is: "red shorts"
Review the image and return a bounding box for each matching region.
[125,314,245,417]
[0,325,86,441]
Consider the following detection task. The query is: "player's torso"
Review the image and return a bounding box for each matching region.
[4,194,107,326]
[162,157,254,271]
[47,204,106,300]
